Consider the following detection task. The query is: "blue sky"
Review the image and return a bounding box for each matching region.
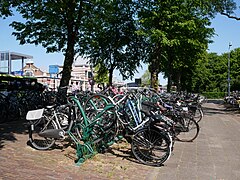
[1,10,240,85]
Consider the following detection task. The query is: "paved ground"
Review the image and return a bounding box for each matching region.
[0,102,240,180]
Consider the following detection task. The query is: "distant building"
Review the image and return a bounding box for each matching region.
[66,56,94,91]
[22,60,55,88]
[2,52,126,91]
[0,51,33,74]
[22,57,97,91]
[23,60,46,77]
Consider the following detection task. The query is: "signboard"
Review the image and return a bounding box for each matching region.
[11,71,23,76]
[135,78,141,85]
[49,65,59,74]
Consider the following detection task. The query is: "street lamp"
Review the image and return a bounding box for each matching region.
[90,60,94,92]
[227,42,232,96]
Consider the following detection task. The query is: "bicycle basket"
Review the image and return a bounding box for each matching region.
[26,108,44,120]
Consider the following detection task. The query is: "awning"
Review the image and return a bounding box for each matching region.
[0,51,33,60]
[0,51,33,74]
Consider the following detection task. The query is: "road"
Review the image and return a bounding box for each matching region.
[0,102,240,180]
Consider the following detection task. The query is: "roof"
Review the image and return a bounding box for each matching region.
[0,51,33,60]
[0,73,37,81]
[126,82,140,87]
[73,56,90,66]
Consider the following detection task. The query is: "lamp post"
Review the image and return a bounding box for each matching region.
[90,60,94,92]
[227,42,232,96]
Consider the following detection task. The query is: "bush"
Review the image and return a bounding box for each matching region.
[201,92,226,99]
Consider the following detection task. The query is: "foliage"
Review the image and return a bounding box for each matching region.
[136,0,221,91]
[227,48,240,91]
[0,0,238,91]
[141,69,151,86]
[0,0,97,89]
[201,92,226,99]
[80,0,147,85]
[191,48,240,93]
[93,63,109,84]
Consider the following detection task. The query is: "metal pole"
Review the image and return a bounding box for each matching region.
[90,60,94,92]
[8,51,11,74]
[22,57,24,76]
[227,42,232,96]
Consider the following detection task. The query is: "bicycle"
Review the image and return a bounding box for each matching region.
[141,100,200,142]
[113,92,173,166]
[67,95,117,165]
[83,92,173,166]
[26,103,75,150]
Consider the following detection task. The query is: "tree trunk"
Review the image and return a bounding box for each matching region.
[59,20,76,101]
[60,47,74,88]
[108,68,114,86]
[167,74,172,92]
[150,71,158,90]
[167,63,173,93]
[149,43,162,90]
[176,71,181,92]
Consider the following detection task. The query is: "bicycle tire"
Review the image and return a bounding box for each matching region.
[0,103,8,123]
[0,94,8,123]
[174,117,199,142]
[131,127,172,166]
[84,94,113,120]
[194,107,203,123]
[91,106,117,144]
[28,115,57,150]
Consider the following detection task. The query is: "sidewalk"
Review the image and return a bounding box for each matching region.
[0,102,240,179]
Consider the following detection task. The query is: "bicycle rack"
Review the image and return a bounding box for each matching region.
[68,96,117,166]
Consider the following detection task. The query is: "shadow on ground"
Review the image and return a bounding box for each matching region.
[1,100,239,151]
[202,99,240,116]
[105,141,143,166]
[0,120,28,150]
[206,99,224,104]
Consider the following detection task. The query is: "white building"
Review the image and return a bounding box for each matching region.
[1,51,125,91]
[26,56,95,91]
[63,56,95,91]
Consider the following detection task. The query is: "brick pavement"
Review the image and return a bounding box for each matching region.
[0,102,240,180]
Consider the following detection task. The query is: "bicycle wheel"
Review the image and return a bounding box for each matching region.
[0,102,7,123]
[84,94,113,120]
[28,115,57,150]
[92,105,117,142]
[194,107,203,123]
[131,127,172,166]
[0,94,8,123]
[174,117,199,142]
[189,105,203,123]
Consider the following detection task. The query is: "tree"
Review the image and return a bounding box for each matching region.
[1,0,237,92]
[137,0,215,91]
[190,48,240,93]
[191,53,222,92]
[210,0,239,20]
[0,0,96,92]
[190,54,211,92]
[81,0,146,85]
[93,63,109,84]
[141,69,151,86]
[227,48,240,91]
[137,0,237,92]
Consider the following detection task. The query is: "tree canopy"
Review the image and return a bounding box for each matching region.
[0,0,238,92]
[80,0,147,85]
[190,48,240,93]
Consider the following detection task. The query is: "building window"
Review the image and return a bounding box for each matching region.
[25,70,34,77]
[88,71,92,78]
